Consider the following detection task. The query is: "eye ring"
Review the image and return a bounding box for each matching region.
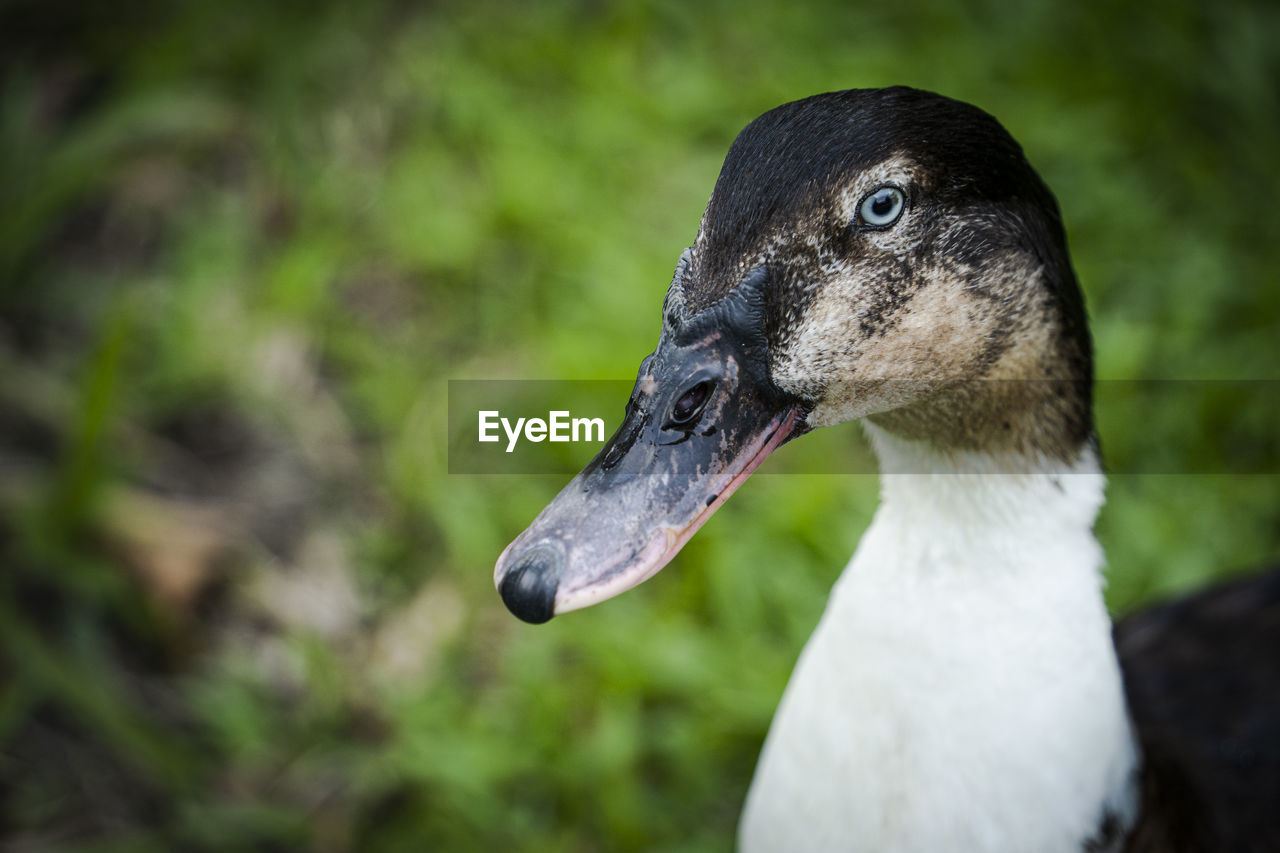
[856,185,907,230]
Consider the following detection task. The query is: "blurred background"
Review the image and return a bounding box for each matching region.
[2,0,1277,849]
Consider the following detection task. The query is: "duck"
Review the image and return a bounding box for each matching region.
[491,86,1280,852]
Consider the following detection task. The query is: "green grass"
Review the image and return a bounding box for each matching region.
[2,0,1278,849]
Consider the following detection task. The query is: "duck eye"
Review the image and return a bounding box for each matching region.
[858,186,906,229]
[668,381,713,428]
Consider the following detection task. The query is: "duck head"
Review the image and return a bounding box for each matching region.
[494,86,1093,623]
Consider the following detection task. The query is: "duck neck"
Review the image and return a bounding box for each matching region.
[741,424,1140,852]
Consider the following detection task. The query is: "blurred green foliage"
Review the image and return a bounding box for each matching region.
[1,0,1278,849]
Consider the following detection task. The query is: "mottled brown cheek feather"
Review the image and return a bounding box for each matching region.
[860,243,1091,461]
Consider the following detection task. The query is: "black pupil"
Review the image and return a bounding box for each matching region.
[871,191,896,217]
[672,383,710,424]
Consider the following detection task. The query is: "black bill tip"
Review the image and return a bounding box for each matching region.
[498,546,560,624]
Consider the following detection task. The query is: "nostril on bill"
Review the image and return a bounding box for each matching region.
[498,546,560,624]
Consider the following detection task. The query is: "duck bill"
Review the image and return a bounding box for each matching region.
[493,398,800,623]
[493,272,804,623]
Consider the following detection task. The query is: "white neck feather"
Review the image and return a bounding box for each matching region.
[739,424,1139,852]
